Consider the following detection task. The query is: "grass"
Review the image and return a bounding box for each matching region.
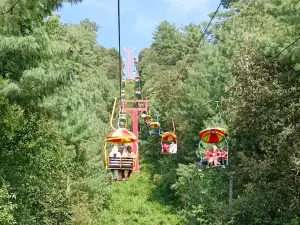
[98,169,181,225]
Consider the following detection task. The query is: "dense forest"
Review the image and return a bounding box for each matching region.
[0,0,299,224]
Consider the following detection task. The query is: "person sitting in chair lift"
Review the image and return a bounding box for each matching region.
[210,145,220,166]
[221,148,227,168]
[169,142,177,154]
[162,144,170,153]
[109,146,121,181]
[125,146,136,180]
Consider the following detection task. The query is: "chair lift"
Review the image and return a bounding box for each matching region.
[122,70,126,76]
[118,111,127,128]
[140,111,147,119]
[135,76,140,82]
[136,87,142,95]
[141,112,151,126]
[198,128,228,170]
[138,102,145,108]
[135,76,140,87]
[198,101,229,170]
[149,112,161,136]
[161,118,177,154]
[121,90,125,99]
[104,98,138,181]
[135,79,141,90]
[135,88,142,99]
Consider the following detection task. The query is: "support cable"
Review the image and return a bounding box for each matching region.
[179,0,225,74]
[117,0,122,102]
[273,36,300,58]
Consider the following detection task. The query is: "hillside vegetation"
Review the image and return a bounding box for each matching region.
[0,0,299,225]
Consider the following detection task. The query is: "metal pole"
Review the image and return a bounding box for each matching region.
[229,175,233,205]
[131,109,139,172]
[229,171,235,206]
[123,48,135,79]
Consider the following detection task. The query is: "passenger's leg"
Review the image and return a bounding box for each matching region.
[127,170,132,179]
[118,170,125,180]
[208,159,214,167]
[199,160,203,170]
[214,157,219,166]
[111,170,116,180]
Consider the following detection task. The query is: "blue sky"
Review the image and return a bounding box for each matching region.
[58,0,220,53]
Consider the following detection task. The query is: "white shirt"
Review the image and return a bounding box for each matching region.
[109,146,121,157]
[169,144,177,154]
[110,151,121,157]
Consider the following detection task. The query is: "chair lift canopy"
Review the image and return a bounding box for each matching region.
[150,122,160,129]
[161,132,177,141]
[199,127,227,144]
[143,115,152,120]
[105,128,137,144]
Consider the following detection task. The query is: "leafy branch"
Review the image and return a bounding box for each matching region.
[0,0,21,16]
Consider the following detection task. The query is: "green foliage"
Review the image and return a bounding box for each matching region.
[0,184,16,225]
[0,1,119,223]
[223,41,300,225]
[1,0,300,224]
[98,172,182,225]
[139,0,300,224]
[40,17,119,224]
[0,95,71,224]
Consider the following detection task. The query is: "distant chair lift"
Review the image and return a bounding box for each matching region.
[118,111,127,128]
[121,90,125,99]
[141,113,151,126]
[149,112,161,136]
[198,101,229,169]
[198,127,228,169]
[161,118,177,154]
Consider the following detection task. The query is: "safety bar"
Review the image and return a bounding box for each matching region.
[107,157,136,170]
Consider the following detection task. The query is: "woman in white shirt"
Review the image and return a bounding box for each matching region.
[109,146,121,180]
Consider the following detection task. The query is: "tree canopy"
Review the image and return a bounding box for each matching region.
[0,0,299,224]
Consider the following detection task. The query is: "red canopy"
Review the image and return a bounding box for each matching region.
[105,128,137,144]
[199,127,227,143]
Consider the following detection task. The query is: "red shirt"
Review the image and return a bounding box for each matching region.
[163,144,170,153]
[205,152,212,159]
[212,148,219,156]
[221,151,228,159]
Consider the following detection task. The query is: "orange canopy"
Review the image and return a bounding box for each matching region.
[143,115,152,120]
[199,127,227,143]
[105,128,137,144]
[150,122,160,129]
[161,132,176,141]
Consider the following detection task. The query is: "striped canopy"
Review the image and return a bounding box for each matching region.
[199,127,227,143]
[161,132,177,141]
[105,128,137,144]
[150,122,160,129]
